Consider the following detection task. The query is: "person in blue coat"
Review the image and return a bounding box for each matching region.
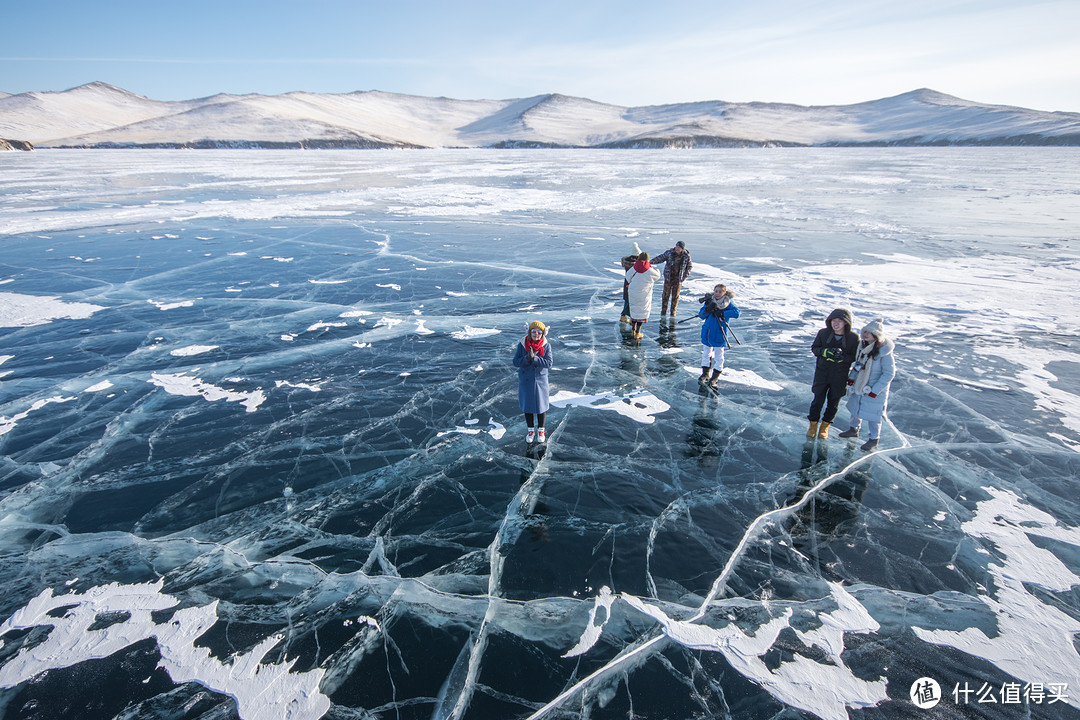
[513,320,553,443]
[838,318,896,451]
[697,284,740,388]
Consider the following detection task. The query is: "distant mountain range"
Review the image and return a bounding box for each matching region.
[2,82,1079,149]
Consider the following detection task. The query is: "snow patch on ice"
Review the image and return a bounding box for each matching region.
[0,292,105,328]
[0,580,333,720]
[682,365,784,391]
[305,322,348,333]
[148,373,266,412]
[913,487,1080,708]
[275,380,323,393]
[0,396,77,437]
[374,317,402,330]
[975,345,1080,436]
[438,418,507,440]
[148,299,196,310]
[549,388,670,424]
[451,326,501,340]
[620,584,888,720]
[562,587,616,658]
[171,345,219,357]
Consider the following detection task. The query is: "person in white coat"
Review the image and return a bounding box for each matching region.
[624,252,661,338]
[838,318,896,451]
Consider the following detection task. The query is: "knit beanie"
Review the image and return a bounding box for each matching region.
[862,318,885,340]
[632,242,642,256]
[528,320,546,334]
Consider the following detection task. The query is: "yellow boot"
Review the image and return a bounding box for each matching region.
[817,421,831,439]
[806,421,818,438]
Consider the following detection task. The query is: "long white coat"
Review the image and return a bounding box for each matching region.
[625,265,661,321]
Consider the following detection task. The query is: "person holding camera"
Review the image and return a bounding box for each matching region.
[807,308,859,439]
[839,318,896,451]
[697,284,739,388]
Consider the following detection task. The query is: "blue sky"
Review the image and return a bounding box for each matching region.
[3,0,1078,111]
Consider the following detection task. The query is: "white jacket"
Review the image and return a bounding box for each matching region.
[625,264,661,320]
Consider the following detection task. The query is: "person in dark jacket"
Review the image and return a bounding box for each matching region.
[651,241,693,317]
[697,284,739,388]
[513,320,553,443]
[807,308,859,439]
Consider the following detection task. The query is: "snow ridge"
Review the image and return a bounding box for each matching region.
[2,83,1078,148]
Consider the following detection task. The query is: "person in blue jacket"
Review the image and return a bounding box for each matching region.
[697,284,740,388]
[513,320,553,443]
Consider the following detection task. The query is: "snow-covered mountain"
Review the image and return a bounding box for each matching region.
[2,82,1078,149]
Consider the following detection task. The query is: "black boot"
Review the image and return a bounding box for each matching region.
[838,427,859,438]
[708,369,721,388]
[699,366,710,382]
[860,438,879,451]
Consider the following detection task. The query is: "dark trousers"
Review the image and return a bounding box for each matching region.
[808,380,846,423]
[661,280,681,316]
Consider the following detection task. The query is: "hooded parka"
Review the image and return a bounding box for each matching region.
[808,308,860,423]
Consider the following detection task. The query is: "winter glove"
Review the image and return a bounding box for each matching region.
[822,348,840,361]
[528,350,536,363]
[847,379,855,386]
[868,392,877,399]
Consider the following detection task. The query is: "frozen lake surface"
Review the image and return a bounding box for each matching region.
[1,148,1079,720]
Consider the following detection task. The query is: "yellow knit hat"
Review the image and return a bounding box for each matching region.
[528,321,546,333]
